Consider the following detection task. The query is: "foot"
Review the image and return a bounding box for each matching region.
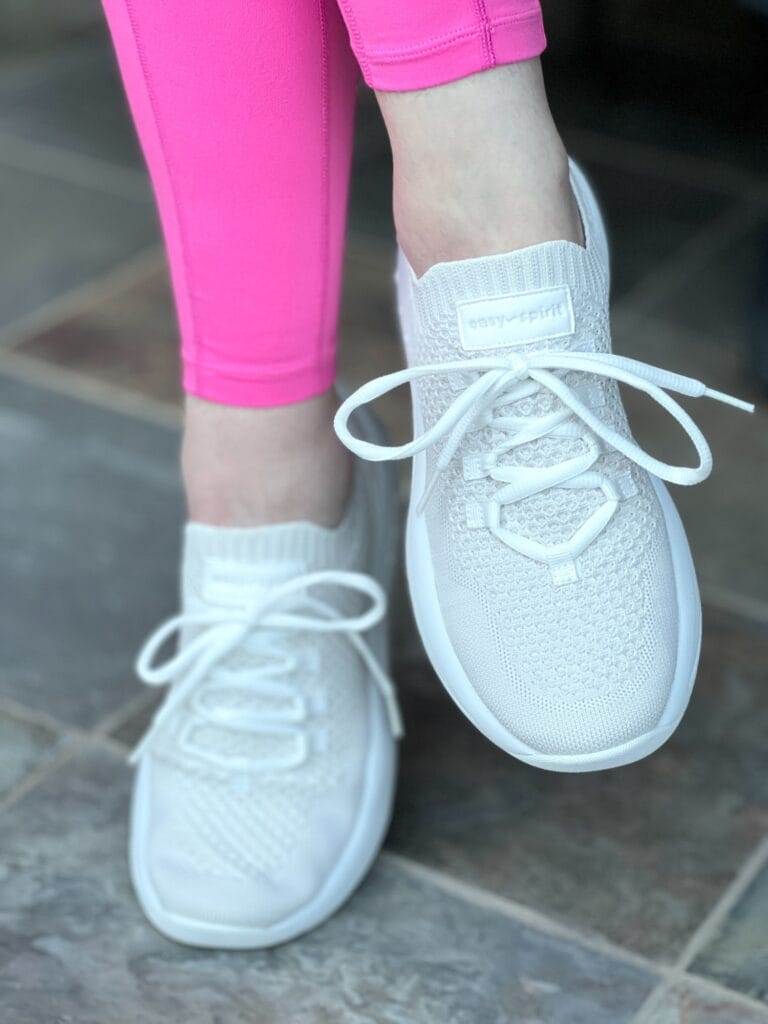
[129,407,401,947]
[335,160,752,773]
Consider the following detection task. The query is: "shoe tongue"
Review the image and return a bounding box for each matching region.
[196,552,308,612]
[406,241,613,551]
[409,239,609,363]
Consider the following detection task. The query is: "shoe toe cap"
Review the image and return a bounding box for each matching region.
[133,760,366,933]
[147,853,323,930]
[442,580,680,759]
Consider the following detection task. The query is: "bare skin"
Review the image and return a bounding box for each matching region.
[376,60,583,275]
[183,59,579,528]
[183,390,352,527]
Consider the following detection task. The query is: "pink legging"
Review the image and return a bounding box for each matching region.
[101,1,545,407]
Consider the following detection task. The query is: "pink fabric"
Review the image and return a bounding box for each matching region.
[102,0,545,407]
[339,0,546,91]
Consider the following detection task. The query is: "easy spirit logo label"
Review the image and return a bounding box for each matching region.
[457,286,575,350]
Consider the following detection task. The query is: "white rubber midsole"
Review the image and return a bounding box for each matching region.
[405,418,702,774]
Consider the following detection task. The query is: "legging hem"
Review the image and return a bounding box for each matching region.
[183,359,337,408]
[359,9,546,91]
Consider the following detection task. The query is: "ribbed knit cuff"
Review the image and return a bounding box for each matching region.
[408,240,608,327]
[183,461,366,571]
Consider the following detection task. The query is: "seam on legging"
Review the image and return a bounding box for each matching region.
[123,0,199,388]
[472,0,494,67]
[356,9,540,64]
[336,0,371,82]
[317,0,331,379]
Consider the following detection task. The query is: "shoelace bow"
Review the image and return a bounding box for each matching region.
[131,570,402,767]
[335,349,754,564]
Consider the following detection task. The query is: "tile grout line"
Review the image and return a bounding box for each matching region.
[0,712,132,819]
[630,971,768,1024]
[0,692,134,763]
[0,349,181,429]
[681,973,768,1020]
[92,689,158,741]
[382,850,667,979]
[0,726,134,820]
[0,130,152,202]
[631,834,768,1021]
[0,244,164,352]
[674,832,768,974]
[630,977,676,1023]
[0,694,85,740]
[0,742,79,816]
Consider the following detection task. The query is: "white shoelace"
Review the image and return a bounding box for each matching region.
[130,570,402,768]
[335,350,754,564]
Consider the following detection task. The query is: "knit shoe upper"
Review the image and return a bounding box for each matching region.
[335,160,751,766]
[129,444,400,943]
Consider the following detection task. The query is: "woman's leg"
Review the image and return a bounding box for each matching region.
[103,0,406,951]
[101,0,359,525]
[331,0,730,772]
[333,1,578,274]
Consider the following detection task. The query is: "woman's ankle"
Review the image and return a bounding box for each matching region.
[182,390,352,529]
[377,61,583,276]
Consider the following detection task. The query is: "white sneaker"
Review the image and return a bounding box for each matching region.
[129,407,400,948]
[335,160,752,773]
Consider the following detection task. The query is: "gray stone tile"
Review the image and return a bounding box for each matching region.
[692,864,768,1004]
[0,373,181,727]
[576,159,734,299]
[0,709,60,799]
[0,41,144,169]
[552,55,767,176]
[640,211,768,390]
[613,313,767,609]
[18,264,181,405]
[646,982,768,1023]
[0,3,101,49]
[0,161,157,331]
[389,611,768,962]
[0,747,655,1024]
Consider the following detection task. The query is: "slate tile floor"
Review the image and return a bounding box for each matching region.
[1,29,768,1024]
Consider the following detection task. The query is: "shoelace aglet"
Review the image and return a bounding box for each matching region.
[128,738,146,766]
[388,698,405,739]
[704,386,755,414]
